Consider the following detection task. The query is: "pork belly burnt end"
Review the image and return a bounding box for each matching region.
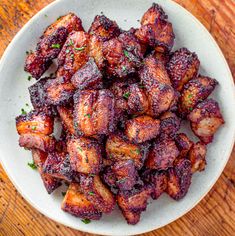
[67,137,102,174]
[32,149,61,193]
[166,158,192,200]
[80,175,115,213]
[73,89,116,136]
[125,115,160,143]
[146,138,179,170]
[61,182,102,220]
[188,99,224,144]
[25,13,83,79]
[71,58,103,90]
[174,133,193,159]
[117,186,152,225]
[167,48,200,91]
[178,75,218,117]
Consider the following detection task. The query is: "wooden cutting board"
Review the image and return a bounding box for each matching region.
[0,0,234,235]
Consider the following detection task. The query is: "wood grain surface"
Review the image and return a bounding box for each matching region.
[0,0,234,235]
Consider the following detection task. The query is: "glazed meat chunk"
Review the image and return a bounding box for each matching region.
[178,75,218,117]
[125,115,160,143]
[154,51,170,66]
[166,158,192,200]
[80,175,115,213]
[73,89,116,136]
[146,138,179,170]
[167,48,200,91]
[67,137,102,174]
[71,58,103,90]
[174,133,193,159]
[61,182,102,220]
[188,99,224,144]
[25,13,83,79]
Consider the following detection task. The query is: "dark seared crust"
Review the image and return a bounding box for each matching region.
[73,89,116,136]
[44,77,75,105]
[159,112,181,139]
[166,158,192,200]
[101,166,117,190]
[71,58,103,90]
[145,138,179,170]
[188,142,207,173]
[178,75,218,117]
[43,151,73,181]
[167,48,200,91]
[32,149,61,194]
[56,31,90,80]
[61,182,102,220]
[67,137,102,174]
[125,116,160,143]
[112,160,138,191]
[88,15,121,41]
[16,110,54,135]
[154,51,170,66]
[117,186,152,225]
[188,99,224,144]
[80,175,115,213]
[174,133,193,159]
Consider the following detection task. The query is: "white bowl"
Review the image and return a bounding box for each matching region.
[0,0,234,235]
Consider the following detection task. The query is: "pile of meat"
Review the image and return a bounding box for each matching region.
[15,3,224,225]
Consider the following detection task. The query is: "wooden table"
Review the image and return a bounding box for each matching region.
[0,0,234,235]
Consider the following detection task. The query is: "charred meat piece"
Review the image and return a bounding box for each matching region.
[71,58,103,90]
[188,99,224,144]
[154,51,170,66]
[174,133,193,159]
[167,48,200,91]
[178,75,218,117]
[146,138,179,170]
[25,13,83,79]
[112,160,138,191]
[101,166,117,189]
[73,89,116,136]
[188,142,207,173]
[32,149,61,193]
[80,175,115,213]
[166,158,192,200]
[67,137,102,174]
[56,31,89,80]
[44,77,75,105]
[61,182,102,220]
[125,115,160,143]
[159,112,181,138]
[117,186,152,225]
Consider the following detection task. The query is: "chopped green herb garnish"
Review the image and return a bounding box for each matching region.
[122,66,127,72]
[66,49,70,54]
[139,84,145,89]
[44,14,48,18]
[57,16,62,20]
[135,149,141,154]
[84,114,91,118]
[123,50,129,57]
[85,155,89,163]
[74,46,86,51]
[51,43,61,49]
[123,92,130,99]
[88,191,95,196]
[77,146,83,152]
[70,53,74,59]
[28,162,37,170]
[74,122,78,127]
[188,94,193,98]
[61,192,66,196]
[89,174,95,177]
[21,108,27,115]
[189,107,193,111]
[26,103,29,107]
[117,178,126,184]
[68,39,74,46]
[81,219,91,224]
[31,126,37,130]
[27,76,32,81]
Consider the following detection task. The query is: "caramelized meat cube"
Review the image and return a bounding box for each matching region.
[125,116,160,143]
[73,89,116,136]
[117,186,152,225]
[16,111,54,135]
[71,58,103,90]
[154,51,170,66]
[67,137,102,174]
[25,13,83,79]
[106,134,147,169]
[188,99,224,144]
[159,112,181,138]
[146,138,179,170]
[44,77,75,105]
[32,149,61,193]
[167,48,200,91]
[127,84,149,115]
[88,15,120,41]
[101,166,117,189]
[188,142,207,173]
[174,133,193,159]
[57,106,75,135]
[178,75,218,117]
[57,31,89,80]
[112,160,137,191]
[80,175,115,213]
[166,158,192,200]
[43,151,73,181]
[61,182,102,220]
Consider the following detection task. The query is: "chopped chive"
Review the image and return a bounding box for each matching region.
[74,122,78,127]
[61,192,66,196]
[117,178,126,184]
[28,162,37,170]
[81,219,91,224]
[51,43,61,49]
[89,174,95,177]
[88,191,94,196]
[70,53,74,59]
[189,107,193,111]
[44,14,48,18]
[122,66,127,72]
[65,49,70,54]
[57,16,62,20]
[68,39,74,46]
[135,149,140,154]
[84,114,91,118]
[25,103,29,107]
[123,92,130,99]
[77,146,83,152]
[27,76,32,81]
[31,126,37,130]
[21,108,27,115]
[74,46,86,51]
[123,50,129,57]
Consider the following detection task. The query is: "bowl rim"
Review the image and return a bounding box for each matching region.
[0,0,234,235]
